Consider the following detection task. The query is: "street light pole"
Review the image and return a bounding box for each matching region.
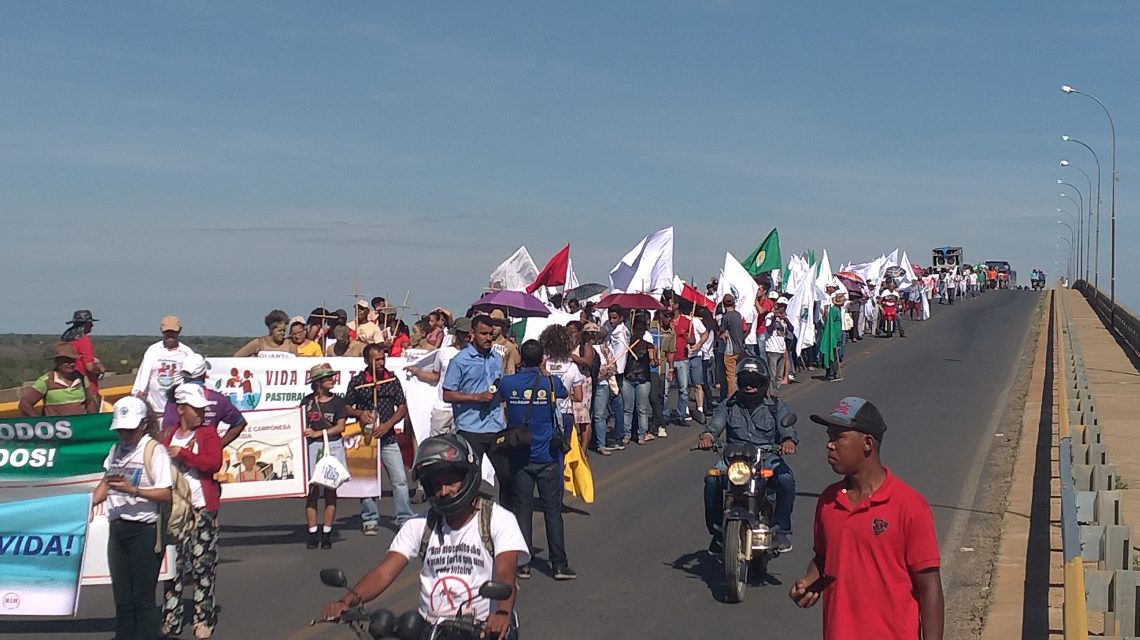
[1062,135,1102,288]
[1057,234,1074,282]
[1062,85,1117,320]
[1060,187,1084,279]
[1061,161,1094,282]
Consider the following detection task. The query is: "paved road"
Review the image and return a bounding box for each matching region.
[3,291,1042,640]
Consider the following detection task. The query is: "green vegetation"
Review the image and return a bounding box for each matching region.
[0,334,253,390]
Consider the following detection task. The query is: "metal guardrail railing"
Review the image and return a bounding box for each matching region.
[1057,287,1140,638]
[1074,279,1140,359]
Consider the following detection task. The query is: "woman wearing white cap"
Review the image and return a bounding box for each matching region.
[158,384,224,639]
[92,396,173,640]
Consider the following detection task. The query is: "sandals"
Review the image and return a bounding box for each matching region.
[637,434,657,445]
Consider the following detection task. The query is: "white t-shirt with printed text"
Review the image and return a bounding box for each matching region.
[431,345,461,412]
[390,503,530,623]
[102,435,174,523]
[544,358,585,415]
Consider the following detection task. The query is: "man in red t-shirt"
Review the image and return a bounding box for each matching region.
[667,311,692,423]
[790,397,944,640]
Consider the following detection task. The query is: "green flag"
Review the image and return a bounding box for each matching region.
[743,228,781,276]
[0,413,116,486]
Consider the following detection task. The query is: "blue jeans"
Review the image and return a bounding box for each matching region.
[667,360,690,420]
[510,461,567,568]
[360,440,414,526]
[703,455,796,538]
[592,380,624,450]
[622,378,651,439]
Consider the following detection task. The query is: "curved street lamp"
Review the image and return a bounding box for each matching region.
[1060,187,1084,278]
[1061,85,1117,317]
[1057,234,1074,282]
[1062,135,1103,287]
[1061,160,1094,281]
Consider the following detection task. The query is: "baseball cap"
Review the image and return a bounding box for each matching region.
[289,315,306,328]
[160,315,181,332]
[810,396,888,441]
[767,291,780,299]
[355,299,370,309]
[174,383,214,409]
[181,354,207,379]
[110,396,149,430]
[452,317,473,333]
[582,322,602,334]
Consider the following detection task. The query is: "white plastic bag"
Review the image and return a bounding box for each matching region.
[311,429,351,490]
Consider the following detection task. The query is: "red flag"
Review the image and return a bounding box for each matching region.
[679,281,715,313]
[526,244,571,294]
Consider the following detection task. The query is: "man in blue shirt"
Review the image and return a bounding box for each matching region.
[442,315,510,506]
[499,339,577,581]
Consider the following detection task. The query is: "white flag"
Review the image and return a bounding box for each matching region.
[898,251,916,288]
[565,256,580,292]
[717,252,759,326]
[609,227,674,293]
[788,258,817,354]
[488,246,539,292]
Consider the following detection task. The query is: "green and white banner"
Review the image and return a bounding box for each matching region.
[0,493,92,616]
[0,414,118,499]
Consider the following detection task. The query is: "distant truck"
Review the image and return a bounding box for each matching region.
[932,246,963,272]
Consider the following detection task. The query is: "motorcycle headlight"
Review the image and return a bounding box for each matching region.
[727,461,752,486]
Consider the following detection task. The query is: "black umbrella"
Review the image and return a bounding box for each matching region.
[565,283,608,302]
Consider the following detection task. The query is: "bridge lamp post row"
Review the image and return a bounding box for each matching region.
[1059,162,1094,283]
[1061,84,1117,321]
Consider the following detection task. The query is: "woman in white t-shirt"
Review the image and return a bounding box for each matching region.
[93,396,173,640]
[538,324,585,431]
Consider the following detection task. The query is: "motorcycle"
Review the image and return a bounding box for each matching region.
[313,568,517,639]
[697,412,797,604]
[880,296,898,337]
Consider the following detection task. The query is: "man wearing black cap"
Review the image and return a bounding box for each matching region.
[790,397,943,640]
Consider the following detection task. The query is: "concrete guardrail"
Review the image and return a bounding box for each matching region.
[1057,289,1140,639]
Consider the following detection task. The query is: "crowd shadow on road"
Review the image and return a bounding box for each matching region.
[669,549,785,603]
[0,617,113,635]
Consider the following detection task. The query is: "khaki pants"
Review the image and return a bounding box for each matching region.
[429,407,454,436]
[724,352,739,398]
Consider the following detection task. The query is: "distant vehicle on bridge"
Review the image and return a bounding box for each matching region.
[984,260,1015,290]
[932,246,963,272]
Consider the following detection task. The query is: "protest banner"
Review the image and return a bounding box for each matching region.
[0,413,117,500]
[215,407,307,501]
[203,356,442,498]
[0,493,91,616]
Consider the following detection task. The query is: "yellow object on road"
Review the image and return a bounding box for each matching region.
[563,425,594,503]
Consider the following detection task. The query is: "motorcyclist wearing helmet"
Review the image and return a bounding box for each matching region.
[321,434,529,640]
[697,357,798,555]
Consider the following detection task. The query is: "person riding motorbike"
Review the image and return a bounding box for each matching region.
[321,434,529,640]
[697,357,797,555]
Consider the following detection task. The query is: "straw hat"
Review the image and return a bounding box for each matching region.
[238,446,261,461]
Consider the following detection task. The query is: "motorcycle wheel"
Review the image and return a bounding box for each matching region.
[723,520,748,603]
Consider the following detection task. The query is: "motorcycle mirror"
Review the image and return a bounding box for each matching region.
[368,609,397,638]
[478,581,514,601]
[318,568,348,589]
[395,610,427,640]
[781,413,798,427]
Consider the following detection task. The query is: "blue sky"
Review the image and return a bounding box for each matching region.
[1,2,1137,335]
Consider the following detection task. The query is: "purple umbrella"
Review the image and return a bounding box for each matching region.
[471,290,551,318]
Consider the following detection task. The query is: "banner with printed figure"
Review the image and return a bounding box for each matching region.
[203,356,445,498]
[215,407,307,501]
[0,493,91,616]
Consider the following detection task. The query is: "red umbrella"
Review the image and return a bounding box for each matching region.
[597,292,665,311]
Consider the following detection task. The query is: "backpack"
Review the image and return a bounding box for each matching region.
[143,439,197,552]
[417,497,495,562]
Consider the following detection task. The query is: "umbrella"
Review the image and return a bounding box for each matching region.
[597,292,665,311]
[835,271,866,293]
[471,290,550,318]
[883,266,906,280]
[564,283,608,302]
[911,264,924,277]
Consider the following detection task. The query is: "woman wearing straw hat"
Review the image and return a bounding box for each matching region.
[301,363,348,549]
[18,342,99,416]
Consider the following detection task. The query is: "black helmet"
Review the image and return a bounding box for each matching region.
[736,357,769,400]
[412,434,481,516]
